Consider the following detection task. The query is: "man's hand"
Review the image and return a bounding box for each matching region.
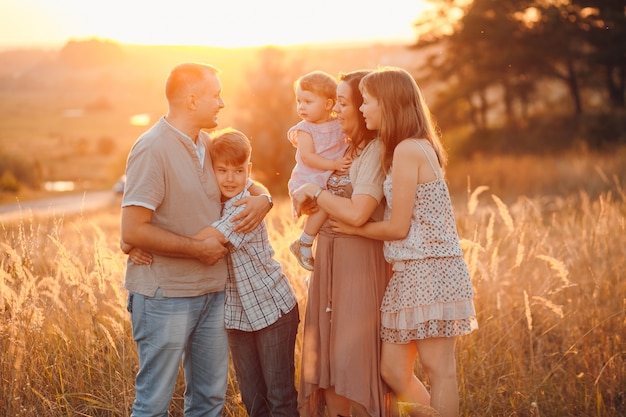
[231,195,271,233]
[194,236,229,265]
[122,205,227,264]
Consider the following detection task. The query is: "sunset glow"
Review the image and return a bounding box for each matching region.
[0,0,432,49]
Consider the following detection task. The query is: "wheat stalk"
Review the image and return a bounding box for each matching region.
[491,194,515,233]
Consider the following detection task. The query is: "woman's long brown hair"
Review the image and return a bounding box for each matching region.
[359,66,447,174]
[337,70,378,159]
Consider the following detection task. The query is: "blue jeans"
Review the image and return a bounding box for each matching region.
[228,305,300,417]
[128,289,229,417]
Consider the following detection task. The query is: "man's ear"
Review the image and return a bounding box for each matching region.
[187,93,198,110]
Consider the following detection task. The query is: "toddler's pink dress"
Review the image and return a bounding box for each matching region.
[287,119,347,195]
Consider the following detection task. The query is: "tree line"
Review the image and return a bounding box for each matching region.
[232,1,625,189]
[412,0,625,133]
[2,2,625,195]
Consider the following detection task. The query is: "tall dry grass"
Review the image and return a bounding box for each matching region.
[1,177,625,416]
[454,179,626,416]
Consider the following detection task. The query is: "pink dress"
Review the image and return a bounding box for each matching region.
[298,139,395,417]
[287,119,347,195]
[381,140,478,343]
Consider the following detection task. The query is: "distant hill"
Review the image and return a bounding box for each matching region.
[0,39,424,189]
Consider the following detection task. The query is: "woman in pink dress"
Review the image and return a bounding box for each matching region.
[292,70,393,417]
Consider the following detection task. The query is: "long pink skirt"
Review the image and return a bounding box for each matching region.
[298,229,394,417]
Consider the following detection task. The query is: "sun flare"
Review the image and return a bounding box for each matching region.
[0,0,433,49]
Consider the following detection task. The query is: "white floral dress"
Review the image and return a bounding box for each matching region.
[380,140,478,343]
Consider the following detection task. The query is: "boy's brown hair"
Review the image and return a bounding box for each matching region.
[209,128,252,166]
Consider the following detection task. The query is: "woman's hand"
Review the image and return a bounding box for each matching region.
[329,218,359,235]
[232,195,271,233]
[291,183,321,217]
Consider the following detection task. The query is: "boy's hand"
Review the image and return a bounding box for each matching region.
[128,247,153,265]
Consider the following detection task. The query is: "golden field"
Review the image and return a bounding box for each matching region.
[1,150,625,416]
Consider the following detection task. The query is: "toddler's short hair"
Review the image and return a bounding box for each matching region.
[295,70,338,102]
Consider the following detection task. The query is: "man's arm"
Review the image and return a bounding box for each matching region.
[248,180,269,197]
[121,205,228,265]
[231,180,272,233]
[192,226,224,240]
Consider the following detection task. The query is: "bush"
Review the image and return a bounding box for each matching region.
[456,111,626,156]
[0,171,20,192]
[0,152,42,189]
[579,112,626,149]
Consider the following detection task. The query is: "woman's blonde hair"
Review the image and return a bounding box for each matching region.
[359,66,446,174]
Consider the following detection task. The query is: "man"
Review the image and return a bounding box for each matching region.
[120,63,272,417]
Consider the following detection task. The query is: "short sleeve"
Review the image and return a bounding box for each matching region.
[287,120,314,148]
[122,137,165,211]
[350,139,385,202]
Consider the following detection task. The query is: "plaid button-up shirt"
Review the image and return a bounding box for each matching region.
[212,186,297,331]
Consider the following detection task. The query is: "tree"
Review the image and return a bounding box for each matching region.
[575,0,626,108]
[412,0,624,130]
[232,48,303,195]
[59,38,125,68]
[414,0,554,129]
[0,152,42,190]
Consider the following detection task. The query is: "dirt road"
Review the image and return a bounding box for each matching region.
[0,190,120,224]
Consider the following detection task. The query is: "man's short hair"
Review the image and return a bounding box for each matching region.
[165,63,220,102]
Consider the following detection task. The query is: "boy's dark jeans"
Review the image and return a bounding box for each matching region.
[228,305,300,417]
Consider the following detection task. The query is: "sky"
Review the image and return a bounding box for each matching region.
[0,0,432,50]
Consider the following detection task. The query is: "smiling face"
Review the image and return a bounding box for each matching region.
[208,128,253,200]
[165,64,226,134]
[359,87,382,131]
[196,72,225,129]
[333,80,359,136]
[212,159,251,200]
